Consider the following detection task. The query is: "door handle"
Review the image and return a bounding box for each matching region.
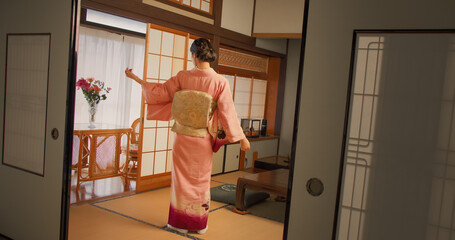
[306,178,324,196]
[51,128,59,140]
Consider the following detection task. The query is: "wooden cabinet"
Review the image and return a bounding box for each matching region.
[211,145,225,175]
[224,143,241,172]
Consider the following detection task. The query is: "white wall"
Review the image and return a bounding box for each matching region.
[221,0,255,36]
[253,0,304,34]
[279,39,301,157]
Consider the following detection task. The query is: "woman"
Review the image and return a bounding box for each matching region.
[125,38,250,234]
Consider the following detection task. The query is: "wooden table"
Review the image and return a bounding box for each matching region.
[73,123,131,191]
[235,168,289,211]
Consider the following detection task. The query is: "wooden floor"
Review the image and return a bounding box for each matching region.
[69,170,285,240]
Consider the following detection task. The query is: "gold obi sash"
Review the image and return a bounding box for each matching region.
[171,90,216,137]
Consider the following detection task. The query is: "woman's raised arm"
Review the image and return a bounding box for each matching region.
[125,68,144,85]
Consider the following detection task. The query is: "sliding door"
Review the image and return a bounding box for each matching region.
[137,24,195,192]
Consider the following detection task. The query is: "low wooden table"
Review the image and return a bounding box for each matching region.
[235,168,289,211]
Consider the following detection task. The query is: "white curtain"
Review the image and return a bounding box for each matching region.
[75,26,144,127]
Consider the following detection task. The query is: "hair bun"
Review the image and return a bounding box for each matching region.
[190,38,217,63]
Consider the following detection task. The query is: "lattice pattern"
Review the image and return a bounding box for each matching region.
[141,24,191,177]
[219,48,269,73]
[168,0,212,14]
[221,74,267,122]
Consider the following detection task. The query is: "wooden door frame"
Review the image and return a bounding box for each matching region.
[61,0,80,238]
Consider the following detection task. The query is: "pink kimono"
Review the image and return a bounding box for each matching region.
[142,68,245,231]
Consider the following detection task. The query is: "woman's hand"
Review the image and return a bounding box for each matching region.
[125,68,144,85]
[240,138,250,151]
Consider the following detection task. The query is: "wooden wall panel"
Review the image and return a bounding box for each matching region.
[264,57,281,135]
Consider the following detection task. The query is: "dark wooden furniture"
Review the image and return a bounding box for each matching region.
[235,168,289,211]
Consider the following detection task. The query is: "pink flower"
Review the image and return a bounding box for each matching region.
[76,78,90,90]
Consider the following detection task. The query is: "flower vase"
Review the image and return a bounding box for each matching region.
[88,103,98,129]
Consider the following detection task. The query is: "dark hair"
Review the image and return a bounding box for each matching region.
[190,38,217,63]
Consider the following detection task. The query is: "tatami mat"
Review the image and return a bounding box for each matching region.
[211,171,252,184]
[201,207,284,240]
[69,205,188,240]
[70,171,284,240]
[93,186,227,228]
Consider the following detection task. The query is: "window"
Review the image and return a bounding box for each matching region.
[167,0,212,14]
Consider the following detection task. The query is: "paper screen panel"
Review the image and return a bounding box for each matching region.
[142,128,156,152]
[155,128,169,151]
[250,79,267,119]
[201,0,210,12]
[183,0,191,6]
[141,152,155,176]
[191,0,201,9]
[250,106,265,119]
[148,29,161,54]
[159,56,172,80]
[147,55,160,79]
[222,74,235,98]
[166,150,172,172]
[157,120,169,127]
[154,151,167,174]
[172,59,184,76]
[161,32,174,57]
[168,128,174,149]
[188,38,194,59]
[174,35,186,58]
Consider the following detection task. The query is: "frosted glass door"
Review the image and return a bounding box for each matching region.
[141,24,189,177]
[338,33,455,240]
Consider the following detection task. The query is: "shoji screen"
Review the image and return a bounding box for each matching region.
[221,74,235,98]
[250,79,267,119]
[222,74,267,121]
[169,0,213,14]
[234,76,252,121]
[140,24,189,177]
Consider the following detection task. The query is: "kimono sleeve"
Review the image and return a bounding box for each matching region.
[141,73,181,121]
[216,79,246,143]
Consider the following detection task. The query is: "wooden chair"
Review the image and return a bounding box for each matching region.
[124,118,141,187]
